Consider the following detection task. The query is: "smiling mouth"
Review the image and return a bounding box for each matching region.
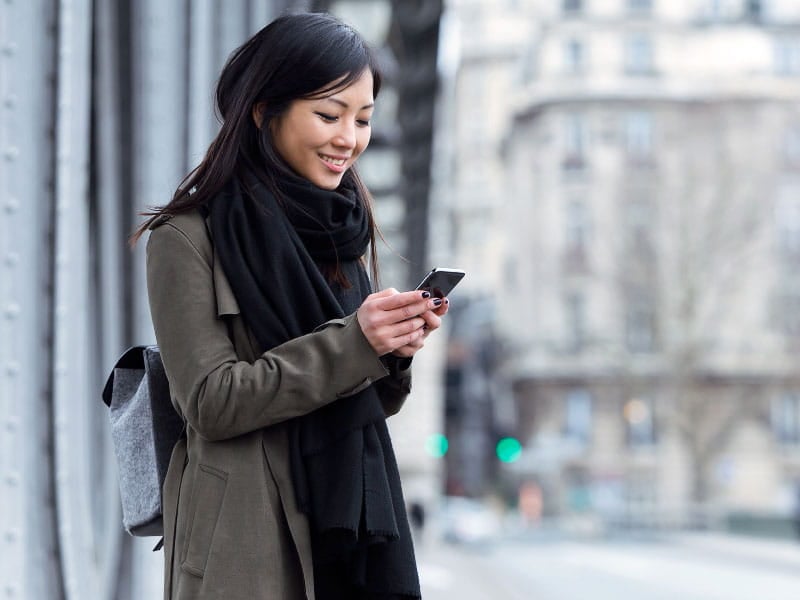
[319,154,347,167]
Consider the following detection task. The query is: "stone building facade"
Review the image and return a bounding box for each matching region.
[444,0,800,526]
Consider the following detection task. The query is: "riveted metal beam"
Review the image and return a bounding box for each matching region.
[0,0,64,597]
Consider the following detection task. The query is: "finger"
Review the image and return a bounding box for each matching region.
[376,289,431,311]
[419,310,442,331]
[393,317,426,336]
[392,336,425,356]
[391,326,426,349]
[385,297,444,323]
[430,297,449,317]
[368,287,398,301]
[367,317,423,354]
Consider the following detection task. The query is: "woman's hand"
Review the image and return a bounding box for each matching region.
[356,288,447,357]
[390,296,448,358]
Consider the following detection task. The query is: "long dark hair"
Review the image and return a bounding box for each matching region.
[131,12,383,283]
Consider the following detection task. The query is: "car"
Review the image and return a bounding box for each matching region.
[438,496,502,546]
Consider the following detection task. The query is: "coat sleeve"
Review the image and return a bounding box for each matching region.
[375,355,413,416]
[146,222,391,442]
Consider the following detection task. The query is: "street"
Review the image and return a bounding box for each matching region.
[416,532,800,599]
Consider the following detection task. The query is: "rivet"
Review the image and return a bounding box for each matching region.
[3,94,16,109]
[4,198,19,213]
[3,304,20,319]
[2,43,16,57]
[5,416,18,431]
[6,361,20,377]
[5,473,19,487]
[4,529,18,543]
[3,146,19,161]
[4,252,19,267]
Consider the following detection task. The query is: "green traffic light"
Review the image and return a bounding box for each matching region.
[496,437,522,463]
[425,433,449,458]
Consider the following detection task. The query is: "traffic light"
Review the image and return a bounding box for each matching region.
[495,437,522,463]
[425,433,449,458]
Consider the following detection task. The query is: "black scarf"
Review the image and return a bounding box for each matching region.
[208,171,420,600]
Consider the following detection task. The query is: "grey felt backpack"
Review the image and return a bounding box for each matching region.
[102,345,184,538]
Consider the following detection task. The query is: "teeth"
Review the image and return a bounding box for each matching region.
[320,154,346,166]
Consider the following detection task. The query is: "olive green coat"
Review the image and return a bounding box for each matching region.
[146,211,412,600]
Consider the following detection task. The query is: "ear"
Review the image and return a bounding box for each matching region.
[252,102,267,128]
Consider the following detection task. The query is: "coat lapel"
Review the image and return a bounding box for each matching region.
[206,215,240,317]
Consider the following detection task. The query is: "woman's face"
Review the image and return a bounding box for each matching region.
[271,69,374,190]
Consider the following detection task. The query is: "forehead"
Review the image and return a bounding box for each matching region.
[313,69,375,105]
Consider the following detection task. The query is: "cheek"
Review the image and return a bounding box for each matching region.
[356,130,371,154]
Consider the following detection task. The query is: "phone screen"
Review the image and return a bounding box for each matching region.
[415,268,465,298]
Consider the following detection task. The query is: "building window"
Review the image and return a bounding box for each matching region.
[777,287,800,337]
[564,389,592,446]
[772,392,800,445]
[624,34,654,75]
[783,126,800,169]
[565,292,587,352]
[565,200,590,252]
[564,200,590,270]
[775,195,800,256]
[706,0,724,21]
[563,113,588,170]
[624,397,656,447]
[627,0,653,15]
[625,200,654,253]
[624,112,654,165]
[565,38,586,75]
[745,0,762,21]
[563,0,583,15]
[775,39,800,76]
[624,473,657,519]
[625,297,656,353]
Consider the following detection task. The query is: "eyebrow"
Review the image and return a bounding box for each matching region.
[325,97,374,110]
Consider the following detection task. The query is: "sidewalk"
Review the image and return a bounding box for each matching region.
[672,531,800,569]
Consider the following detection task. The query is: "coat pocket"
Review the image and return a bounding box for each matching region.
[180,464,228,578]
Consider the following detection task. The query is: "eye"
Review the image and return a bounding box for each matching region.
[315,112,337,122]
[357,119,371,127]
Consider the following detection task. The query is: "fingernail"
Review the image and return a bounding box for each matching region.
[421,291,431,299]
[432,298,443,307]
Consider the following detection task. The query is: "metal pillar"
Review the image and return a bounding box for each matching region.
[389,0,443,289]
[1,1,290,598]
[1,0,63,597]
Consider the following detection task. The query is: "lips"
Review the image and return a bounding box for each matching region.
[319,153,347,167]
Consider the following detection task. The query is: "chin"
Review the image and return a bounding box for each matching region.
[313,175,345,190]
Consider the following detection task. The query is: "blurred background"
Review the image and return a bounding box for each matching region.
[4,0,800,598]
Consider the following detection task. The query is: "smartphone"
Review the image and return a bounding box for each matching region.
[415,267,465,298]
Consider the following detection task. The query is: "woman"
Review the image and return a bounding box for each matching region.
[133,12,447,600]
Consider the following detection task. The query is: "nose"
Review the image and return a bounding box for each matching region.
[333,121,356,149]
